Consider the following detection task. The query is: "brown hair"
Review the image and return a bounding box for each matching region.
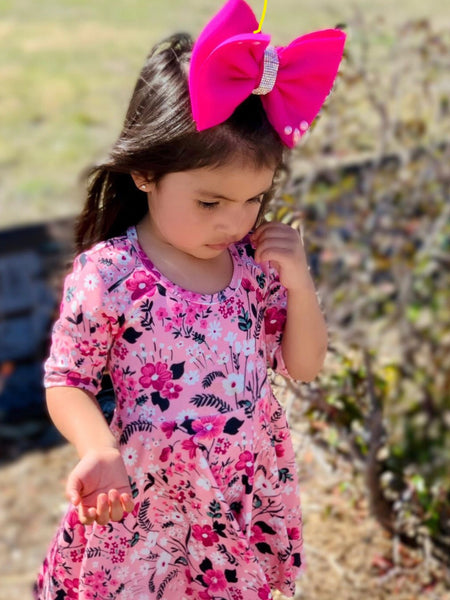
[75,32,287,253]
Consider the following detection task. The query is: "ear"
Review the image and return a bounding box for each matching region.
[131,171,154,193]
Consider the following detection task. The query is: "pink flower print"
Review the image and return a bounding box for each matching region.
[192,524,219,547]
[66,371,91,387]
[200,319,208,329]
[63,578,79,599]
[264,306,287,335]
[181,438,199,459]
[287,527,301,540]
[173,302,185,315]
[242,278,255,292]
[192,415,226,441]
[161,420,177,439]
[139,362,172,391]
[236,450,254,477]
[249,524,265,544]
[126,270,156,300]
[256,289,264,303]
[275,443,285,457]
[75,340,96,357]
[159,447,171,462]
[257,585,273,600]
[163,381,183,399]
[203,569,227,593]
[156,307,168,320]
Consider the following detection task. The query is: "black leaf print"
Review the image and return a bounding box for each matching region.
[278,467,293,483]
[120,420,155,445]
[224,569,238,583]
[255,542,274,555]
[190,394,232,414]
[62,529,73,544]
[118,314,125,327]
[238,309,252,331]
[251,303,257,318]
[192,332,206,344]
[138,498,153,532]
[223,417,244,435]
[242,474,253,495]
[174,556,188,566]
[252,494,262,509]
[122,327,143,344]
[130,532,140,547]
[254,520,277,535]
[67,312,83,326]
[212,521,227,538]
[129,477,139,499]
[151,391,170,412]
[256,272,266,288]
[156,284,166,296]
[199,557,213,573]
[207,500,222,519]
[170,362,185,380]
[202,370,226,388]
[292,552,303,567]
[144,473,155,492]
[254,307,264,340]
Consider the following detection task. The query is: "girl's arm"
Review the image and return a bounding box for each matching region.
[47,386,134,524]
[252,221,328,382]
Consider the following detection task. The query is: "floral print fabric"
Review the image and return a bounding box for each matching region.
[34,226,304,599]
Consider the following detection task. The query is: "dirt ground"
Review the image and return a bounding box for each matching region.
[1,388,449,600]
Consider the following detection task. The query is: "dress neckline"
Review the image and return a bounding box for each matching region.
[127,225,243,304]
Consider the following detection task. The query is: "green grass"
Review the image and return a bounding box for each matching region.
[0,0,448,228]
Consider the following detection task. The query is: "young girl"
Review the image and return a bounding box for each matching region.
[34,1,345,598]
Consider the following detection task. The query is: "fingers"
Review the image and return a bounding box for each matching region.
[77,490,134,526]
[120,493,135,514]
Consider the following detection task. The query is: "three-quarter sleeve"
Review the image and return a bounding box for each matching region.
[44,252,116,396]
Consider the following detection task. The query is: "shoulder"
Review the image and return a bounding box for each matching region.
[70,231,139,290]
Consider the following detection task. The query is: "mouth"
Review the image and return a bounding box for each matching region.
[206,241,234,251]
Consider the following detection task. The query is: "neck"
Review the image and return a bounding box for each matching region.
[135,217,233,294]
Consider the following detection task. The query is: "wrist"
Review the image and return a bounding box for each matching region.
[77,440,120,459]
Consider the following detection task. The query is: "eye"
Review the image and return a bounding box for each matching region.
[247,195,263,205]
[198,201,219,209]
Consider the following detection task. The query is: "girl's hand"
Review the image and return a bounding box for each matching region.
[66,447,135,526]
[251,222,310,291]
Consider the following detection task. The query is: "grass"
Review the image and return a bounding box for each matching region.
[0,0,448,228]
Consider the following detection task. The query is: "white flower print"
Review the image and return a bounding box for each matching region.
[242,339,255,356]
[211,551,227,566]
[183,370,200,386]
[235,341,242,354]
[222,373,245,396]
[177,409,199,422]
[75,290,86,303]
[224,331,237,344]
[217,352,229,365]
[155,550,171,575]
[196,477,212,491]
[84,273,99,291]
[143,531,158,550]
[247,361,254,373]
[123,447,137,466]
[208,320,222,340]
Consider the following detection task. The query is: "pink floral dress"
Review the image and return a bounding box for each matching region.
[34,226,304,600]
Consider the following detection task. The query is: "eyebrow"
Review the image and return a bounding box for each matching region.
[194,187,272,202]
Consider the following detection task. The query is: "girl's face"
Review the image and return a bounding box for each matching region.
[134,161,276,260]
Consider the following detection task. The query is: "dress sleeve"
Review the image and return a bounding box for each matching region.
[44,252,116,396]
[263,264,293,379]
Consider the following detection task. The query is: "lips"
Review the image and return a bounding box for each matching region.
[206,241,235,250]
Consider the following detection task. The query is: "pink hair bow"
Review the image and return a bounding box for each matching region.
[189,0,346,148]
